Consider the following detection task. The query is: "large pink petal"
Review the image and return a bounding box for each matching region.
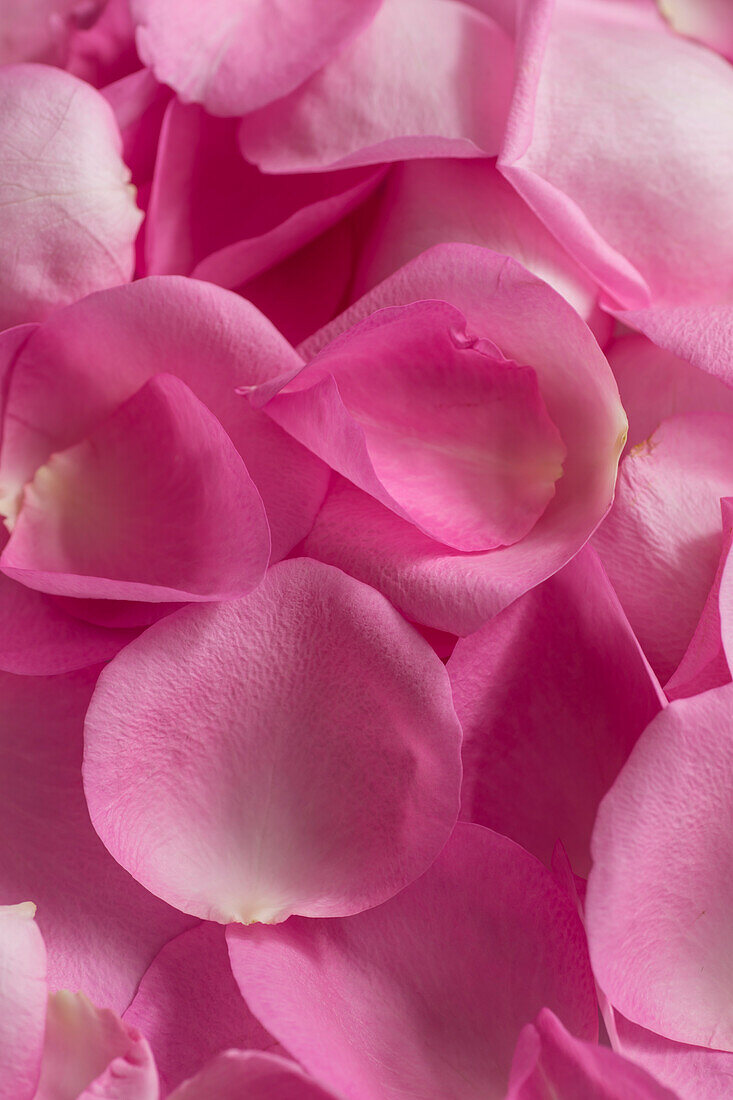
[300,243,625,634]
[0,278,328,562]
[36,992,157,1100]
[659,0,733,59]
[0,64,141,330]
[238,0,514,172]
[124,922,282,1096]
[614,1013,733,1100]
[449,546,664,875]
[593,413,733,684]
[500,0,733,308]
[586,684,733,1050]
[506,1008,679,1099]
[169,1052,339,1100]
[84,558,462,924]
[256,300,566,551]
[132,0,382,116]
[1,374,270,602]
[0,669,193,1012]
[228,822,598,1100]
[0,903,46,1100]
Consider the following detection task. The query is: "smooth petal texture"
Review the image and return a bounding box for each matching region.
[1,374,270,602]
[449,546,664,875]
[506,1008,679,1099]
[0,669,193,1012]
[593,413,733,684]
[659,0,733,58]
[257,300,566,551]
[350,158,609,341]
[36,992,158,1100]
[239,0,514,172]
[228,822,597,1100]
[586,684,733,1050]
[0,903,46,1100]
[0,278,328,563]
[124,922,282,1096]
[132,0,383,116]
[84,558,462,924]
[169,1052,339,1100]
[301,244,626,634]
[615,1013,733,1100]
[500,0,733,308]
[0,65,142,330]
[0,0,103,65]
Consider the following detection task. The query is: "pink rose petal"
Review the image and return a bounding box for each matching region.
[168,1052,340,1100]
[0,903,46,1100]
[659,0,733,59]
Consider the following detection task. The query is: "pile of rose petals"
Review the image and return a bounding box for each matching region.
[1,0,733,1097]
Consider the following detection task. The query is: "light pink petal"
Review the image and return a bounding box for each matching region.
[228,822,597,1100]
[593,413,733,684]
[256,300,566,551]
[506,1008,679,1099]
[0,278,328,562]
[0,669,193,1012]
[615,1013,733,1100]
[84,558,462,924]
[586,684,733,1050]
[36,992,157,1100]
[145,99,384,288]
[239,0,514,172]
[0,903,46,1100]
[617,305,733,389]
[1,374,270,602]
[500,0,733,308]
[350,158,610,342]
[0,64,141,330]
[169,1052,339,1100]
[124,923,282,1096]
[659,0,733,59]
[299,243,625,634]
[449,546,664,875]
[132,0,382,116]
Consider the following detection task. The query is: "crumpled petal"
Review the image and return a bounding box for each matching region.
[228,822,598,1100]
[131,0,383,116]
[449,546,664,875]
[124,922,282,1095]
[1,373,270,603]
[239,0,514,172]
[0,64,142,330]
[0,902,46,1100]
[83,557,462,925]
[0,669,193,1012]
[168,1052,340,1100]
[586,683,733,1050]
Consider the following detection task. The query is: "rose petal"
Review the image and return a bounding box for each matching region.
[614,1013,733,1100]
[658,0,733,59]
[169,1052,339,1100]
[0,902,46,1100]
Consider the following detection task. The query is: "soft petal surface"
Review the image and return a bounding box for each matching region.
[506,1008,679,1099]
[449,546,664,875]
[659,0,733,58]
[0,669,193,1012]
[617,305,733,388]
[0,0,103,65]
[615,1013,733,1100]
[593,413,733,683]
[586,684,733,1050]
[0,278,328,563]
[239,0,514,172]
[0,903,46,1100]
[124,922,282,1096]
[257,300,566,551]
[0,64,141,330]
[228,822,597,1100]
[169,1052,339,1100]
[36,991,158,1100]
[132,0,383,116]
[1,374,270,602]
[500,0,733,308]
[84,558,462,924]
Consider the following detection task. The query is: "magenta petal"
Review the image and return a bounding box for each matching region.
[84,558,462,924]
[124,922,282,1095]
[506,1008,679,1099]
[168,1052,340,1100]
[1,373,270,602]
[449,546,664,874]
[0,669,193,1012]
[0,903,46,1100]
[587,684,733,1050]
